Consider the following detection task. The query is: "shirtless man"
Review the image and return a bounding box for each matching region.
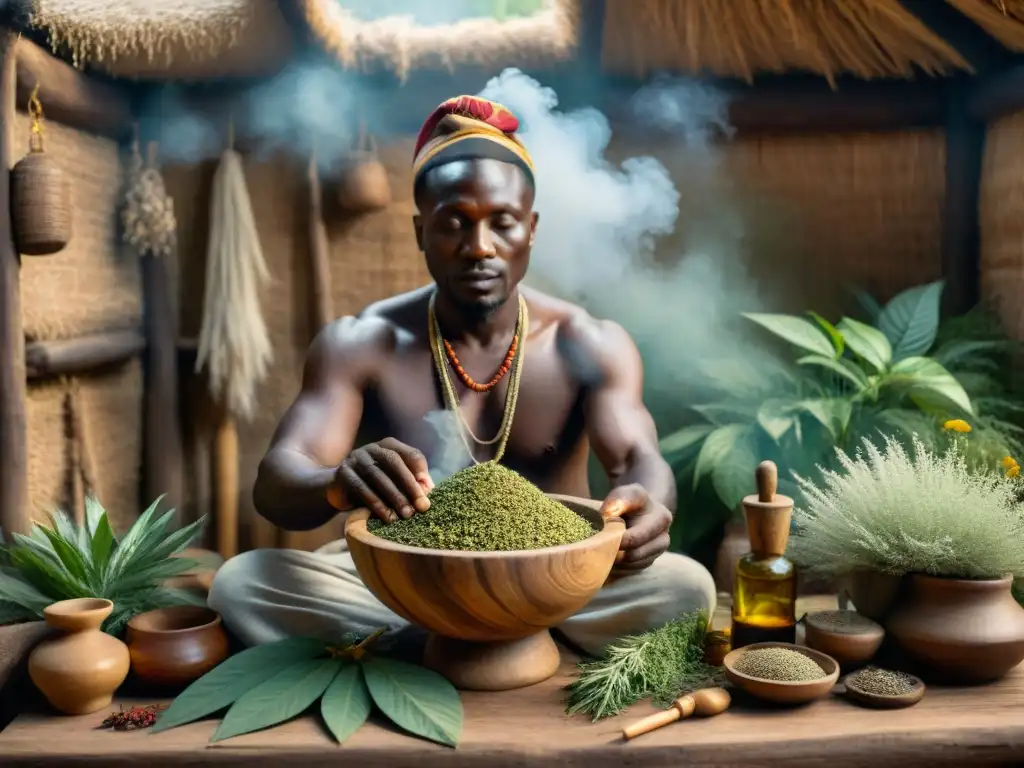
[208,96,715,656]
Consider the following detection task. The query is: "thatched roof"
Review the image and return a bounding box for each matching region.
[24,0,1024,82]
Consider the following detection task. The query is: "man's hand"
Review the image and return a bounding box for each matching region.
[599,483,672,573]
[327,437,435,523]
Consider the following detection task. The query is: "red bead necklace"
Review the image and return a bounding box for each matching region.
[443,334,519,393]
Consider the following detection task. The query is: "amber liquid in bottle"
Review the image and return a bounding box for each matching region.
[731,552,797,649]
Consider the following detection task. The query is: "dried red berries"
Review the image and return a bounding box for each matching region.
[99,704,166,731]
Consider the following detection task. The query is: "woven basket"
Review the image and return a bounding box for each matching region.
[11,142,72,257]
[337,128,391,214]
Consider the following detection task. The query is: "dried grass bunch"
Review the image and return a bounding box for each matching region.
[945,0,1024,51]
[30,0,254,68]
[789,434,1024,580]
[121,138,176,259]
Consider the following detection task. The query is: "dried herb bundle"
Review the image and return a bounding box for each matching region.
[565,610,723,721]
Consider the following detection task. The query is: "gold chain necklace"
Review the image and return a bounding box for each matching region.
[427,291,528,464]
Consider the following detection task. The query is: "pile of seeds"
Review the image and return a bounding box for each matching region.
[846,667,918,696]
[733,647,826,682]
[367,461,595,551]
[806,610,880,635]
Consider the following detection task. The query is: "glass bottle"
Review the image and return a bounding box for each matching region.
[731,460,797,649]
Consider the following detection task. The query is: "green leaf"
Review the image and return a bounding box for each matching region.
[84,497,106,540]
[90,513,116,582]
[757,399,801,442]
[849,286,883,323]
[808,311,844,357]
[888,356,975,416]
[798,398,853,439]
[153,636,329,733]
[36,525,89,584]
[836,317,893,372]
[877,280,943,361]
[933,339,1007,371]
[796,355,869,390]
[0,567,52,613]
[212,657,341,743]
[743,313,835,357]
[691,403,756,425]
[659,424,714,458]
[692,424,747,490]
[363,657,463,748]
[321,662,372,745]
[710,427,760,511]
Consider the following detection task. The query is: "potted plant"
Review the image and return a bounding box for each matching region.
[788,433,1024,684]
[0,495,207,637]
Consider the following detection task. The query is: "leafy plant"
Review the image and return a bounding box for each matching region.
[564,610,721,721]
[659,280,1024,519]
[153,630,464,747]
[0,496,206,635]
[788,434,1024,580]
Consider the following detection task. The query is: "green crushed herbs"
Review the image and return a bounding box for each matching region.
[565,610,723,721]
[367,461,594,551]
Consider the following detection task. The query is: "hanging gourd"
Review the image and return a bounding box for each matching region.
[337,121,391,214]
[10,84,71,256]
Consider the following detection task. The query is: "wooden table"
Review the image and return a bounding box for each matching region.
[1,658,1022,767]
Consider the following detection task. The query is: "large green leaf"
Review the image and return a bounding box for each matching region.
[837,318,892,372]
[807,311,844,357]
[153,636,329,733]
[692,424,748,490]
[877,280,943,361]
[36,525,89,584]
[90,513,116,583]
[691,403,756,425]
[659,424,714,459]
[742,313,835,357]
[0,567,53,613]
[798,398,853,439]
[321,662,372,745]
[933,339,1007,371]
[710,427,760,511]
[363,658,463,748]
[212,657,341,743]
[757,399,801,442]
[888,356,974,416]
[796,354,870,390]
[849,286,883,323]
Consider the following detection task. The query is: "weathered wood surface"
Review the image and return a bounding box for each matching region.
[1,657,1021,766]
[25,329,145,380]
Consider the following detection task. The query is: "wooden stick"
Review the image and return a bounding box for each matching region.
[214,408,239,560]
[25,329,145,380]
[14,37,132,139]
[307,150,334,331]
[0,32,29,536]
[141,252,185,514]
[622,688,731,741]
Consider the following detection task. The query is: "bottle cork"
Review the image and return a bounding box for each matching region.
[741,460,793,557]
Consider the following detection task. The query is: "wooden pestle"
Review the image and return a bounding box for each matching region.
[756,459,777,502]
[621,687,731,740]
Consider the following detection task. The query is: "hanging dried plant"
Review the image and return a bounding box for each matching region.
[121,135,177,259]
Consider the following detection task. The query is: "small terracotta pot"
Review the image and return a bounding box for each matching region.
[845,571,903,623]
[126,606,229,689]
[28,598,130,715]
[886,574,1024,684]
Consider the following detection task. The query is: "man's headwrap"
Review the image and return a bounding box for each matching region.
[412,96,534,189]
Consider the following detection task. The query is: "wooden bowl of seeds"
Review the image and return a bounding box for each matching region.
[843,667,925,709]
[803,609,885,671]
[723,642,840,705]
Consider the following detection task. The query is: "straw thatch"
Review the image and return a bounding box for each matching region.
[601,0,972,83]
[979,110,1024,342]
[298,0,579,80]
[944,0,1024,51]
[30,0,293,79]
[13,111,141,342]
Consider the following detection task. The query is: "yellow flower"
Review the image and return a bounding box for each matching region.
[943,419,972,433]
[1001,456,1018,469]
[1008,466,1021,479]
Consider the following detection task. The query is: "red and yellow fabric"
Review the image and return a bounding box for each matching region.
[412,95,534,183]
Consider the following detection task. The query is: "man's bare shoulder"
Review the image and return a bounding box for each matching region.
[522,287,639,382]
[316,286,433,361]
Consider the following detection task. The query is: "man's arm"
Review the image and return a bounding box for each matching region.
[568,316,676,570]
[252,317,373,531]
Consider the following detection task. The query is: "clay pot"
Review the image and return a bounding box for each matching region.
[845,571,903,623]
[28,598,129,715]
[126,606,229,690]
[886,574,1024,684]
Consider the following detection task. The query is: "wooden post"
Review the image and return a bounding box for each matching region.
[0,33,28,535]
[141,251,185,515]
[941,78,985,317]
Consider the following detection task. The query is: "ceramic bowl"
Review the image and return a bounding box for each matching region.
[126,606,229,689]
[803,610,885,671]
[724,642,840,705]
[843,670,925,709]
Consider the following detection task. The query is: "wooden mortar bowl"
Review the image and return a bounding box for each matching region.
[126,606,229,690]
[724,642,840,705]
[803,610,885,672]
[345,494,625,691]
